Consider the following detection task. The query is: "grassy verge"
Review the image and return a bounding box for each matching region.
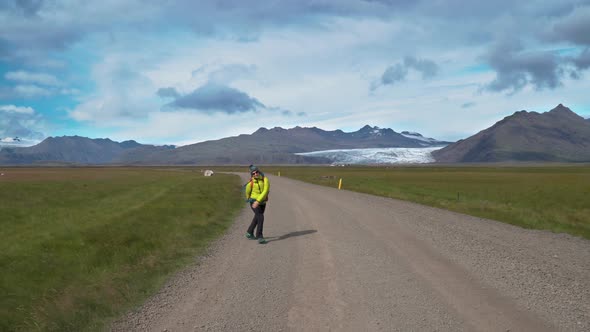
[0,167,243,331]
[222,165,590,240]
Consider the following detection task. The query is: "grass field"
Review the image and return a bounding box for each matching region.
[2,165,588,330]
[0,167,243,331]
[224,165,590,240]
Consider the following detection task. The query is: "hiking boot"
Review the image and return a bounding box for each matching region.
[245,232,255,239]
[258,237,267,244]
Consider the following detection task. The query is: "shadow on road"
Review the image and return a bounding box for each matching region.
[267,230,318,243]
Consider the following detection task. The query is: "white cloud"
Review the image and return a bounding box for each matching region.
[0,104,45,141]
[2,71,73,98]
[69,51,160,122]
[13,84,52,97]
[3,1,589,145]
[109,110,255,146]
[60,88,81,95]
[0,104,35,114]
[70,12,590,144]
[5,71,61,86]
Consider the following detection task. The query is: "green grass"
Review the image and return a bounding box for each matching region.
[11,165,585,330]
[0,167,243,331]
[220,165,590,240]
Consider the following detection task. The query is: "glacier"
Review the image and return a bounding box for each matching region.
[295,147,444,164]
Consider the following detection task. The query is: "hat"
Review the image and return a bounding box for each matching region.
[249,164,259,173]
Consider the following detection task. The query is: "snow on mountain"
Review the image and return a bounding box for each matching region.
[0,137,39,148]
[295,147,444,164]
[1,137,21,142]
[400,131,439,144]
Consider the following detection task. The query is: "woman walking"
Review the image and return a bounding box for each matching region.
[245,165,270,244]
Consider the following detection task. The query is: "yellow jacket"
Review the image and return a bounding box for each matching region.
[245,175,270,204]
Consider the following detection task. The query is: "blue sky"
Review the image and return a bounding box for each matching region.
[1,0,590,146]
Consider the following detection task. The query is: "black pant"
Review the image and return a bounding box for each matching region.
[248,204,266,238]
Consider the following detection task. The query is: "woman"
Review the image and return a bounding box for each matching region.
[245,165,270,244]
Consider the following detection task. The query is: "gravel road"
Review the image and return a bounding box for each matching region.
[112,173,590,331]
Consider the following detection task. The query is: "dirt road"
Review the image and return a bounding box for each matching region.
[113,174,590,331]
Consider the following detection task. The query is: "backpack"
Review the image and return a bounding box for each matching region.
[243,176,269,202]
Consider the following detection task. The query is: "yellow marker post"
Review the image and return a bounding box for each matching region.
[338,178,342,190]
[278,171,281,177]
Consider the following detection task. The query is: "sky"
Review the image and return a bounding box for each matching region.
[1,0,590,147]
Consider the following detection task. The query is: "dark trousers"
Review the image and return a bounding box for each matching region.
[247,204,266,238]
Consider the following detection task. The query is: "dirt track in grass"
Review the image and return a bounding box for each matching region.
[112,173,589,331]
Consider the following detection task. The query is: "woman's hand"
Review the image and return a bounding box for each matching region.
[252,201,259,209]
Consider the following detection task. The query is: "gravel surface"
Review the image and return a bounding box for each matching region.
[112,174,590,331]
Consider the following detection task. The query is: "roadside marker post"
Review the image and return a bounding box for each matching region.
[338,178,342,190]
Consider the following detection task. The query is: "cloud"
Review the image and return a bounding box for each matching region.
[166,83,264,114]
[0,2,153,66]
[3,1,590,145]
[479,5,590,94]
[1,70,70,98]
[461,102,476,108]
[70,93,150,122]
[567,48,590,79]
[0,84,75,99]
[5,70,61,86]
[484,39,566,93]
[59,87,80,96]
[405,56,438,78]
[0,1,405,67]
[0,104,35,114]
[0,1,585,67]
[271,107,307,117]
[14,0,44,16]
[157,87,180,99]
[163,0,409,36]
[0,104,45,140]
[162,76,302,117]
[14,84,52,97]
[362,0,415,7]
[68,52,161,122]
[381,64,408,85]
[572,48,590,70]
[372,56,439,90]
[550,6,590,46]
[207,64,257,84]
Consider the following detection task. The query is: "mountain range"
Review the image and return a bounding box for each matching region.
[1,104,589,165]
[0,136,175,165]
[0,125,449,165]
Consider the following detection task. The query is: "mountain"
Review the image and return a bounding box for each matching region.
[6,107,589,165]
[0,126,447,165]
[432,104,590,163]
[0,136,173,165]
[118,125,449,165]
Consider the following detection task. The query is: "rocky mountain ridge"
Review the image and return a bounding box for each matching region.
[432,104,590,163]
[2,104,589,165]
[0,126,448,165]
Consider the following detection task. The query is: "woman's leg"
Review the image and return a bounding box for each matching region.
[247,207,259,235]
[255,204,266,238]
[247,204,266,238]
